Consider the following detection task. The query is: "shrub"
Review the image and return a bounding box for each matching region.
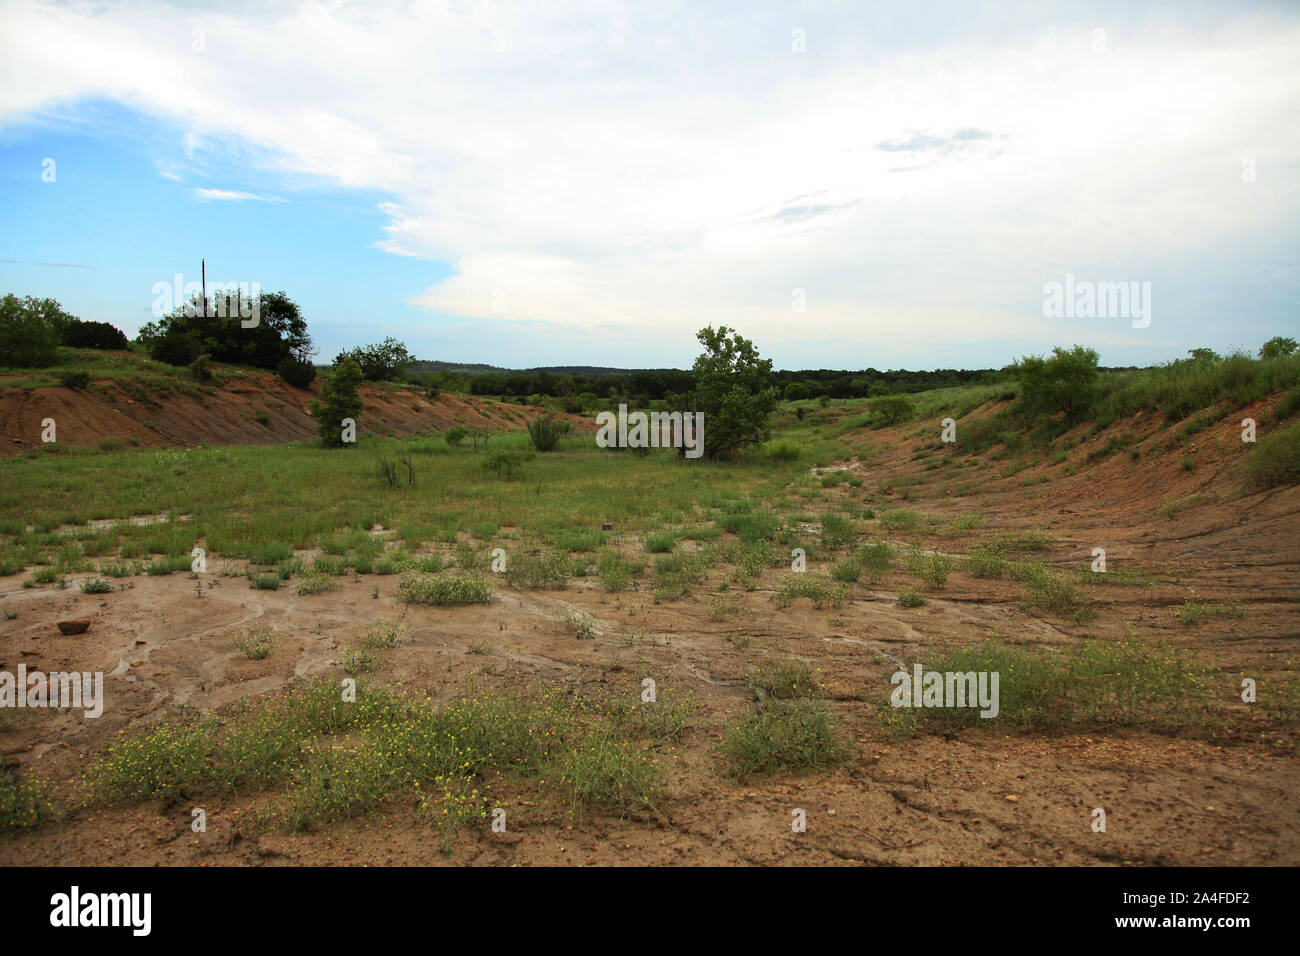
[526,412,570,451]
[60,318,128,351]
[377,455,416,489]
[277,355,317,389]
[59,370,90,389]
[897,588,927,607]
[234,628,275,659]
[444,426,469,447]
[79,577,113,594]
[1248,420,1300,487]
[188,353,214,383]
[831,558,861,582]
[481,450,532,480]
[1013,345,1100,422]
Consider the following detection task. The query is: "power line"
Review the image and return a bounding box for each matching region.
[0,192,180,264]
[0,172,187,255]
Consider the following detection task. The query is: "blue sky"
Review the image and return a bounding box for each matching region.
[1,0,1297,371]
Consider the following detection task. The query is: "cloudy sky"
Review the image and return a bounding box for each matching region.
[1,0,1296,370]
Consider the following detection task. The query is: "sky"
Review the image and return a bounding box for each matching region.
[0,0,1297,372]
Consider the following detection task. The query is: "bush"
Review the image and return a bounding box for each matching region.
[897,588,927,607]
[189,353,213,383]
[61,318,128,351]
[1013,345,1100,422]
[444,426,469,447]
[831,558,861,582]
[377,455,415,488]
[1248,420,1300,487]
[234,628,275,659]
[59,370,90,389]
[481,450,532,480]
[526,412,570,451]
[277,355,317,389]
[79,577,112,594]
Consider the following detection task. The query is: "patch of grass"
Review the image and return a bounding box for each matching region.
[906,553,953,589]
[0,768,53,833]
[555,608,597,640]
[720,700,847,780]
[234,628,275,659]
[1248,420,1300,487]
[559,734,660,818]
[773,575,848,608]
[746,658,819,700]
[79,576,113,594]
[505,552,576,589]
[397,572,492,606]
[897,587,927,607]
[643,531,677,554]
[296,571,339,595]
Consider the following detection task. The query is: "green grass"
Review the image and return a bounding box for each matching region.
[720,700,847,779]
[885,636,1212,735]
[397,571,492,606]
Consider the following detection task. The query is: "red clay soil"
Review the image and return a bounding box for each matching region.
[1,368,592,457]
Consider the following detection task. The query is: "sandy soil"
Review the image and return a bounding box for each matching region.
[2,399,1297,866]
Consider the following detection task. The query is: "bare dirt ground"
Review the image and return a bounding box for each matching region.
[2,402,1297,866]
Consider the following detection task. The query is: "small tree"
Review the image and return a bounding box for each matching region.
[0,293,60,368]
[311,356,364,447]
[872,395,912,426]
[1013,345,1099,422]
[690,325,779,458]
[1260,336,1298,360]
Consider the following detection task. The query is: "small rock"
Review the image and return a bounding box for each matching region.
[57,619,91,635]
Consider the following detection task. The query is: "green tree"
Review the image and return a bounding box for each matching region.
[1187,348,1220,362]
[1260,336,1298,360]
[1012,345,1100,422]
[336,337,413,381]
[0,293,60,368]
[690,325,778,458]
[784,381,809,401]
[310,356,364,447]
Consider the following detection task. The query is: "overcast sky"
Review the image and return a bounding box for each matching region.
[1,0,1296,370]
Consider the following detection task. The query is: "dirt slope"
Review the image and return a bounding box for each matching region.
[1,367,592,456]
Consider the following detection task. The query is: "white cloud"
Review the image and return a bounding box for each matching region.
[0,0,1296,364]
[193,187,284,203]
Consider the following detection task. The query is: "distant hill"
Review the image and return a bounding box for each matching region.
[411,360,678,377]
